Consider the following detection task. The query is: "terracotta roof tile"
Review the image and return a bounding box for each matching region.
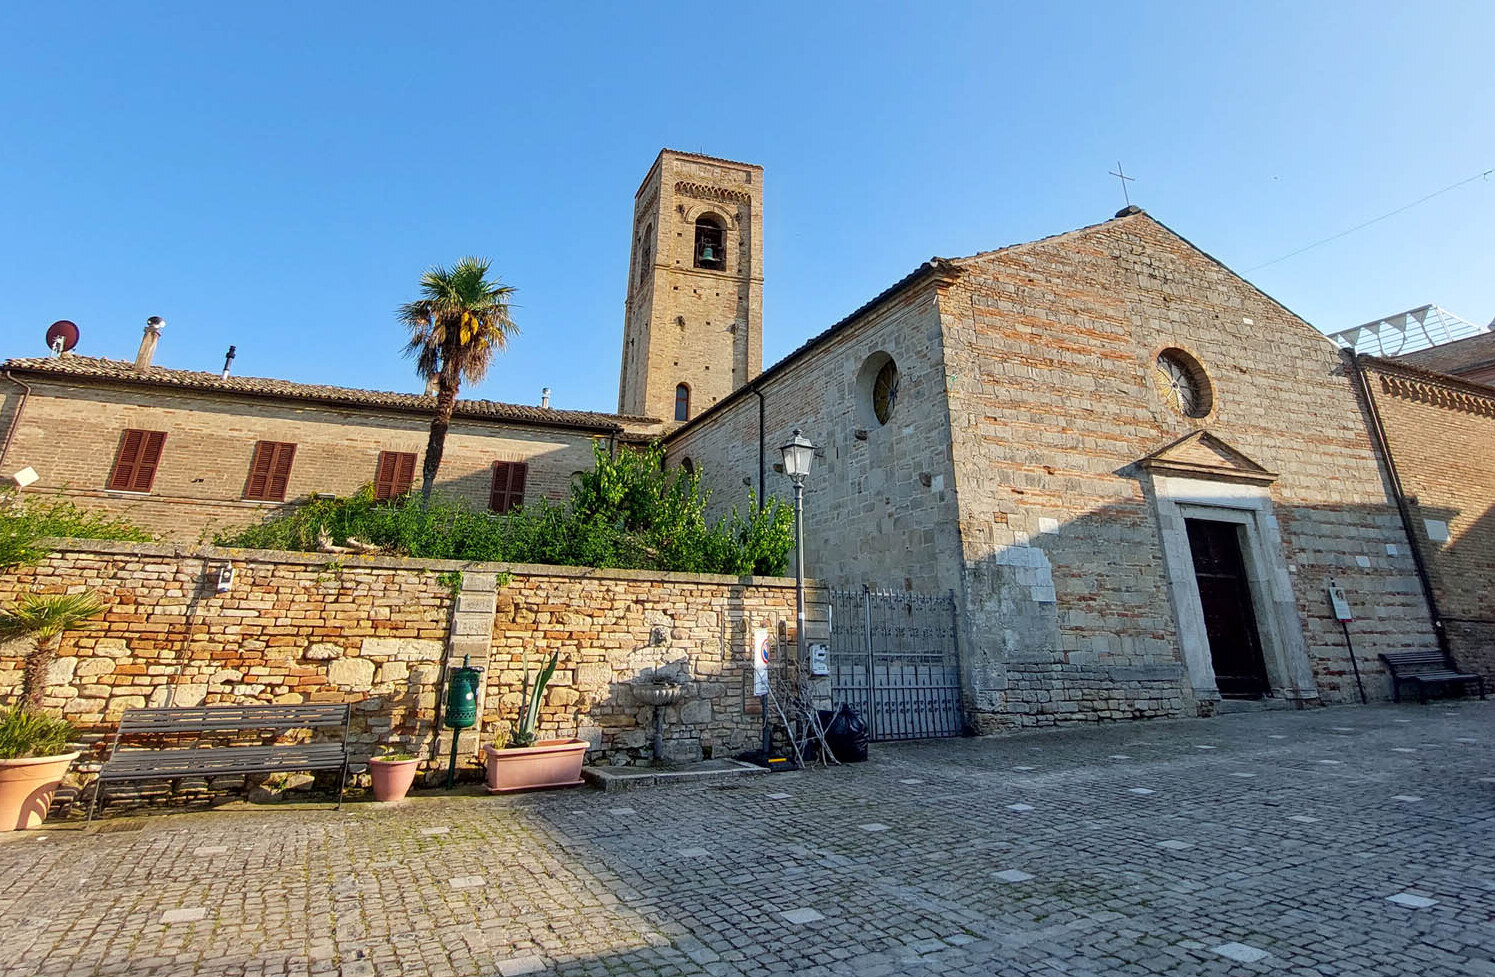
[3,355,660,432]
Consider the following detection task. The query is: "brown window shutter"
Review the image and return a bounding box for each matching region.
[395,452,416,495]
[375,451,417,500]
[374,451,398,499]
[108,429,167,492]
[267,443,295,501]
[489,461,528,513]
[509,462,527,507]
[108,430,144,490]
[489,462,511,512]
[245,441,296,501]
[133,431,166,492]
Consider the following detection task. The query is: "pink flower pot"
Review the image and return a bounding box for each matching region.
[0,752,79,832]
[368,757,420,803]
[482,739,588,794]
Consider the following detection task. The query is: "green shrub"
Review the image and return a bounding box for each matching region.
[0,707,74,760]
[0,490,153,568]
[216,443,796,576]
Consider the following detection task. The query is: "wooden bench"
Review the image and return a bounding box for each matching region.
[88,703,352,821]
[1379,650,1487,704]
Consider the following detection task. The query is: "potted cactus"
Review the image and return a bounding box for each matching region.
[481,650,587,793]
[368,749,420,803]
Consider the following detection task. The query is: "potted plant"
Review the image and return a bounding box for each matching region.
[0,591,109,710]
[481,650,587,793]
[368,749,420,803]
[0,592,104,832]
[0,708,80,831]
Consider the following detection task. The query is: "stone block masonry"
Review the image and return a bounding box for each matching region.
[0,540,802,785]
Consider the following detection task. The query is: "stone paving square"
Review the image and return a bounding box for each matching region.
[1006,802,1035,811]
[2,703,1491,977]
[779,908,826,924]
[496,956,547,976]
[1213,942,1270,963]
[160,907,207,924]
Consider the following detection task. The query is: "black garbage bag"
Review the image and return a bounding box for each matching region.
[822,704,870,763]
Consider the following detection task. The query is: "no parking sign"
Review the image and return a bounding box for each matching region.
[752,628,770,696]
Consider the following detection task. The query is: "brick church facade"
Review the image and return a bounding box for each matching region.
[3,148,1488,729]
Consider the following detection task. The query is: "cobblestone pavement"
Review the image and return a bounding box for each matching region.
[3,702,1493,976]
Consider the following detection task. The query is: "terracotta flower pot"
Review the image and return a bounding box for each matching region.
[368,757,420,803]
[0,752,80,832]
[482,739,588,794]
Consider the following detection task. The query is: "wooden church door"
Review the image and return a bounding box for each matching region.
[1185,519,1271,698]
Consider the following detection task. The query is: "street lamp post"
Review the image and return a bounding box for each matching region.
[771,429,815,759]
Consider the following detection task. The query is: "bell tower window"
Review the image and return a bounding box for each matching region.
[675,383,691,421]
[638,224,652,285]
[693,214,726,271]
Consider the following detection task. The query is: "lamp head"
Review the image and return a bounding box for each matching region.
[779,429,815,482]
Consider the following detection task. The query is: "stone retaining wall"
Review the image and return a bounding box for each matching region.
[0,541,801,775]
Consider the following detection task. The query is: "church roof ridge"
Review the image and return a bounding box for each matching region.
[3,354,661,432]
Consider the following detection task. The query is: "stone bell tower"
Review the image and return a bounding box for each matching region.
[618,150,763,422]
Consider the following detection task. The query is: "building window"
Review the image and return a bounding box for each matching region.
[856,352,900,427]
[489,461,528,514]
[374,451,417,500]
[693,214,726,270]
[1154,349,1213,418]
[675,383,691,421]
[638,224,652,284]
[244,440,297,501]
[107,429,166,493]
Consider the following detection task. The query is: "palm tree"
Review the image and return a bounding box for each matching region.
[0,592,108,709]
[399,257,519,500]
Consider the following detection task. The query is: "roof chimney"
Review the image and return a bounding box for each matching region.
[135,317,165,371]
[541,387,551,409]
[221,345,236,380]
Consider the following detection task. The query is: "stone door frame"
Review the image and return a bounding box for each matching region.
[1150,474,1319,704]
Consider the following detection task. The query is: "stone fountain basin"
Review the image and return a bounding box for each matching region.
[634,683,684,707]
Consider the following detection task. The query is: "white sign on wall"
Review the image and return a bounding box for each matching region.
[752,628,770,696]
[1327,580,1354,622]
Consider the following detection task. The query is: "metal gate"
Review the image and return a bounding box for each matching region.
[827,587,964,740]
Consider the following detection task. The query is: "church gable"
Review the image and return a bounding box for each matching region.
[1137,431,1278,485]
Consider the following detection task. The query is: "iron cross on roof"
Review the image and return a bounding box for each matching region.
[1109,161,1136,207]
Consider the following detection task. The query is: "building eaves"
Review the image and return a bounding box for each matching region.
[3,355,660,433]
[1358,353,1495,402]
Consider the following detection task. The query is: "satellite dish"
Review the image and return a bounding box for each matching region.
[44,320,80,353]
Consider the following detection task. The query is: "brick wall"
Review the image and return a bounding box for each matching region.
[0,379,620,539]
[939,213,1436,721]
[667,273,968,597]
[0,541,800,770]
[1361,362,1495,681]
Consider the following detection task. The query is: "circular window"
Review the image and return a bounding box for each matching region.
[856,352,900,427]
[1153,349,1212,418]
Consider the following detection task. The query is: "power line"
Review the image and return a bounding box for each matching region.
[1246,167,1493,272]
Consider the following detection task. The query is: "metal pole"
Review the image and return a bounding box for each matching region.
[794,479,806,668]
[445,727,461,789]
[863,584,876,741]
[1340,618,1368,705]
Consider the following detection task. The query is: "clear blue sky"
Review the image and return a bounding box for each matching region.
[2,2,1492,415]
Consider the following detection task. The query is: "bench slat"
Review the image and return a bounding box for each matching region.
[99,744,348,780]
[117,704,350,734]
